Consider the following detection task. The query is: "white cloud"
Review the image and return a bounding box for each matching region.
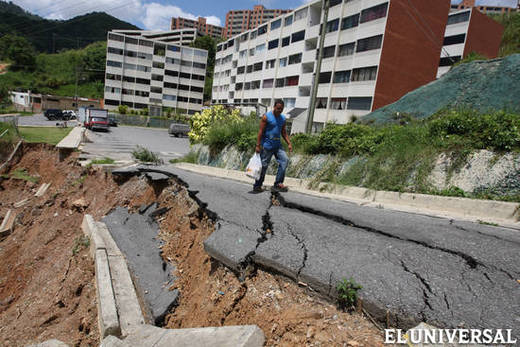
[7,0,223,30]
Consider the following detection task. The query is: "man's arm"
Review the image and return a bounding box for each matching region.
[256,115,267,153]
[281,123,292,153]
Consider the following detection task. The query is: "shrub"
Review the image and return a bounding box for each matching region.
[132,145,163,164]
[188,105,242,144]
[118,105,128,114]
[203,114,258,154]
[337,278,362,310]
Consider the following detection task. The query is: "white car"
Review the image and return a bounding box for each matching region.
[62,110,77,120]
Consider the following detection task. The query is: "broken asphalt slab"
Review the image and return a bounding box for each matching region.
[102,205,178,325]
[110,165,520,339]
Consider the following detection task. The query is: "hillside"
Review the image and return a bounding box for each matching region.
[364,54,520,123]
[0,2,139,53]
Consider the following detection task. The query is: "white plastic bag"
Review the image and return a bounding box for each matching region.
[245,153,262,180]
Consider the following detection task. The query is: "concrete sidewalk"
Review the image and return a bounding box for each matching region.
[173,162,520,229]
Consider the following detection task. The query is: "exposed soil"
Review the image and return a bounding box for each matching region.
[0,144,385,346]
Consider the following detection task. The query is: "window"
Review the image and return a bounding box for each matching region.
[107,60,122,68]
[105,99,120,106]
[275,78,284,87]
[105,86,121,94]
[135,90,149,97]
[320,45,335,59]
[333,70,350,83]
[338,42,355,57]
[356,35,383,53]
[108,33,124,42]
[330,0,342,6]
[227,39,234,47]
[279,57,287,67]
[180,60,192,67]
[240,33,249,42]
[256,44,266,54]
[235,83,243,90]
[125,37,138,45]
[165,69,178,77]
[288,53,302,65]
[341,14,359,30]
[330,98,346,110]
[178,84,190,91]
[108,47,123,55]
[294,8,307,21]
[237,66,245,74]
[258,25,267,35]
[284,15,293,26]
[247,65,253,73]
[263,79,274,88]
[123,76,135,83]
[447,11,470,25]
[319,72,332,83]
[166,57,179,65]
[153,61,164,69]
[271,19,281,30]
[150,87,162,94]
[125,50,137,58]
[443,34,466,45]
[282,36,290,47]
[106,73,121,81]
[268,39,279,50]
[138,52,152,60]
[193,62,206,69]
[180,72,190,79]
[250,31,257,39]
[286,76,299,86]
[249,48,255,56]
[191,86,204,93]
[347,97,372,110]
[244,82,251,90]
[283,98,296,109]
[326,19,339,33]
[351,66,378,81]
[154,44,166,56]
[439,56,461,66]
[360,3,388,23]
[291,30,305,43]
[139,39,153,47]
[136,78,150,85]
[164,82,177,89]
[254,62,263,71]
[163,94,176,101]
[251,80,261,89]
[239,50,247,58]
[316,98,327,109]
[266,59,276,69]
[167,45,180,52]
[152,74,163,81]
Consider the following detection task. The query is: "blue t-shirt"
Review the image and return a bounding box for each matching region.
[262,110,286,150]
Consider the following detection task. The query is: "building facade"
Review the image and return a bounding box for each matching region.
[225,5,292,38]
[171,16,225,39]
[112,29,200,46]
[104,30,208,115]
[437,8,504,78]
[450,0,519,14]
[213,0,450,133]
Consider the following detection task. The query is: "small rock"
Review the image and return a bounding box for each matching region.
[306,327,315,339]
[72,198,89,210]
[274,292,283,300]
[53,212,58,217]
[347,341,360,347]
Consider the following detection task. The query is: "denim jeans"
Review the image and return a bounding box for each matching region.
[253,147,288,188]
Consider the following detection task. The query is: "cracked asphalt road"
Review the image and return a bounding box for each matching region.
[113,165,520,339]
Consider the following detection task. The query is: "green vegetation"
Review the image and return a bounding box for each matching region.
[169,151,198,164]
[453,51,488,67]
[19,126,72,145]
[91,157,115,165]
[10,167,39,183]
[336,278,362,310]
[0,121,20,143]
[72,235,90,256]
[132,145,163,164]
[491,12,520,57]
[0,41,106,99]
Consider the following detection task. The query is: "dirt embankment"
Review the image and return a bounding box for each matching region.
[0,144,384,346]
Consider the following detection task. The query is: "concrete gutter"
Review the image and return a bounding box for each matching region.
[81,214,265,347]
[56,126,85,161]
[173,162,520,229]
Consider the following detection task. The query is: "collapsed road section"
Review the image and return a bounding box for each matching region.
[112,165,520,342]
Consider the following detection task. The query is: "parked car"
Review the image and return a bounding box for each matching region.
[90,116,109,131]
[108,114,118,127]
[168,123,190,137]
[62,110,77,120]
[44,109,63,120]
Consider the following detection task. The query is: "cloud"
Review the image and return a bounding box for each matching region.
[7,0,223,30]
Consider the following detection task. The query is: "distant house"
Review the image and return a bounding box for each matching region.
[437,8,504,78]
[9,91,101,113]
[450,0,519,14]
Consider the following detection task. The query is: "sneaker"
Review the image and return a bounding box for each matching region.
[251,186,264,193]
[271,184,288,192]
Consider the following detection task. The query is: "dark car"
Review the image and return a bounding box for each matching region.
[44,109,63,120]
[168,123,190,137]
[108,115,118,127]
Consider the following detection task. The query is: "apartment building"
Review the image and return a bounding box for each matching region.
[112,29,199,46]
[104,30,208,115]
[213,0,450,133]
[225,5,292,38]
[171,16,225,39]
[450,0,519,14]
[437,8,504,78]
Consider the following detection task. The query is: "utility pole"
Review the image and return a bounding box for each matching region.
[306,0,329,134]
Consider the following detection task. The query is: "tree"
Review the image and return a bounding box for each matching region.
[0,34,36,70]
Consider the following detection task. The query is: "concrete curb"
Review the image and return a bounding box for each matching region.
[56,126,85,161]
[82,214,265,346]
[173,162,520,228]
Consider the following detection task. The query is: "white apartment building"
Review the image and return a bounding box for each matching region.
[213,0,450,133]
[437,8,503,78]
[104,30,208,115]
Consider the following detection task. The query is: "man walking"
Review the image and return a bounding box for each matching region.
[253,99,292,193]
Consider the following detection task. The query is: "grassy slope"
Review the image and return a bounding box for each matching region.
[19,126,72,145]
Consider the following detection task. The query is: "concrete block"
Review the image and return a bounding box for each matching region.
[99,336,129,347]
[108,255,145,337]
[35,183,51,197]
[0,209,16,237]
[124,324,265,347]
[96,222,123,257]
[25,339,70,347]
[82,215,106,259]
[56,127,84,149]
[95,249,121,338]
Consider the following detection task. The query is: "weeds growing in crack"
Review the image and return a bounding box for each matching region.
[337,277,362,311]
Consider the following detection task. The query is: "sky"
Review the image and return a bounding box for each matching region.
[5,0,312,31]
